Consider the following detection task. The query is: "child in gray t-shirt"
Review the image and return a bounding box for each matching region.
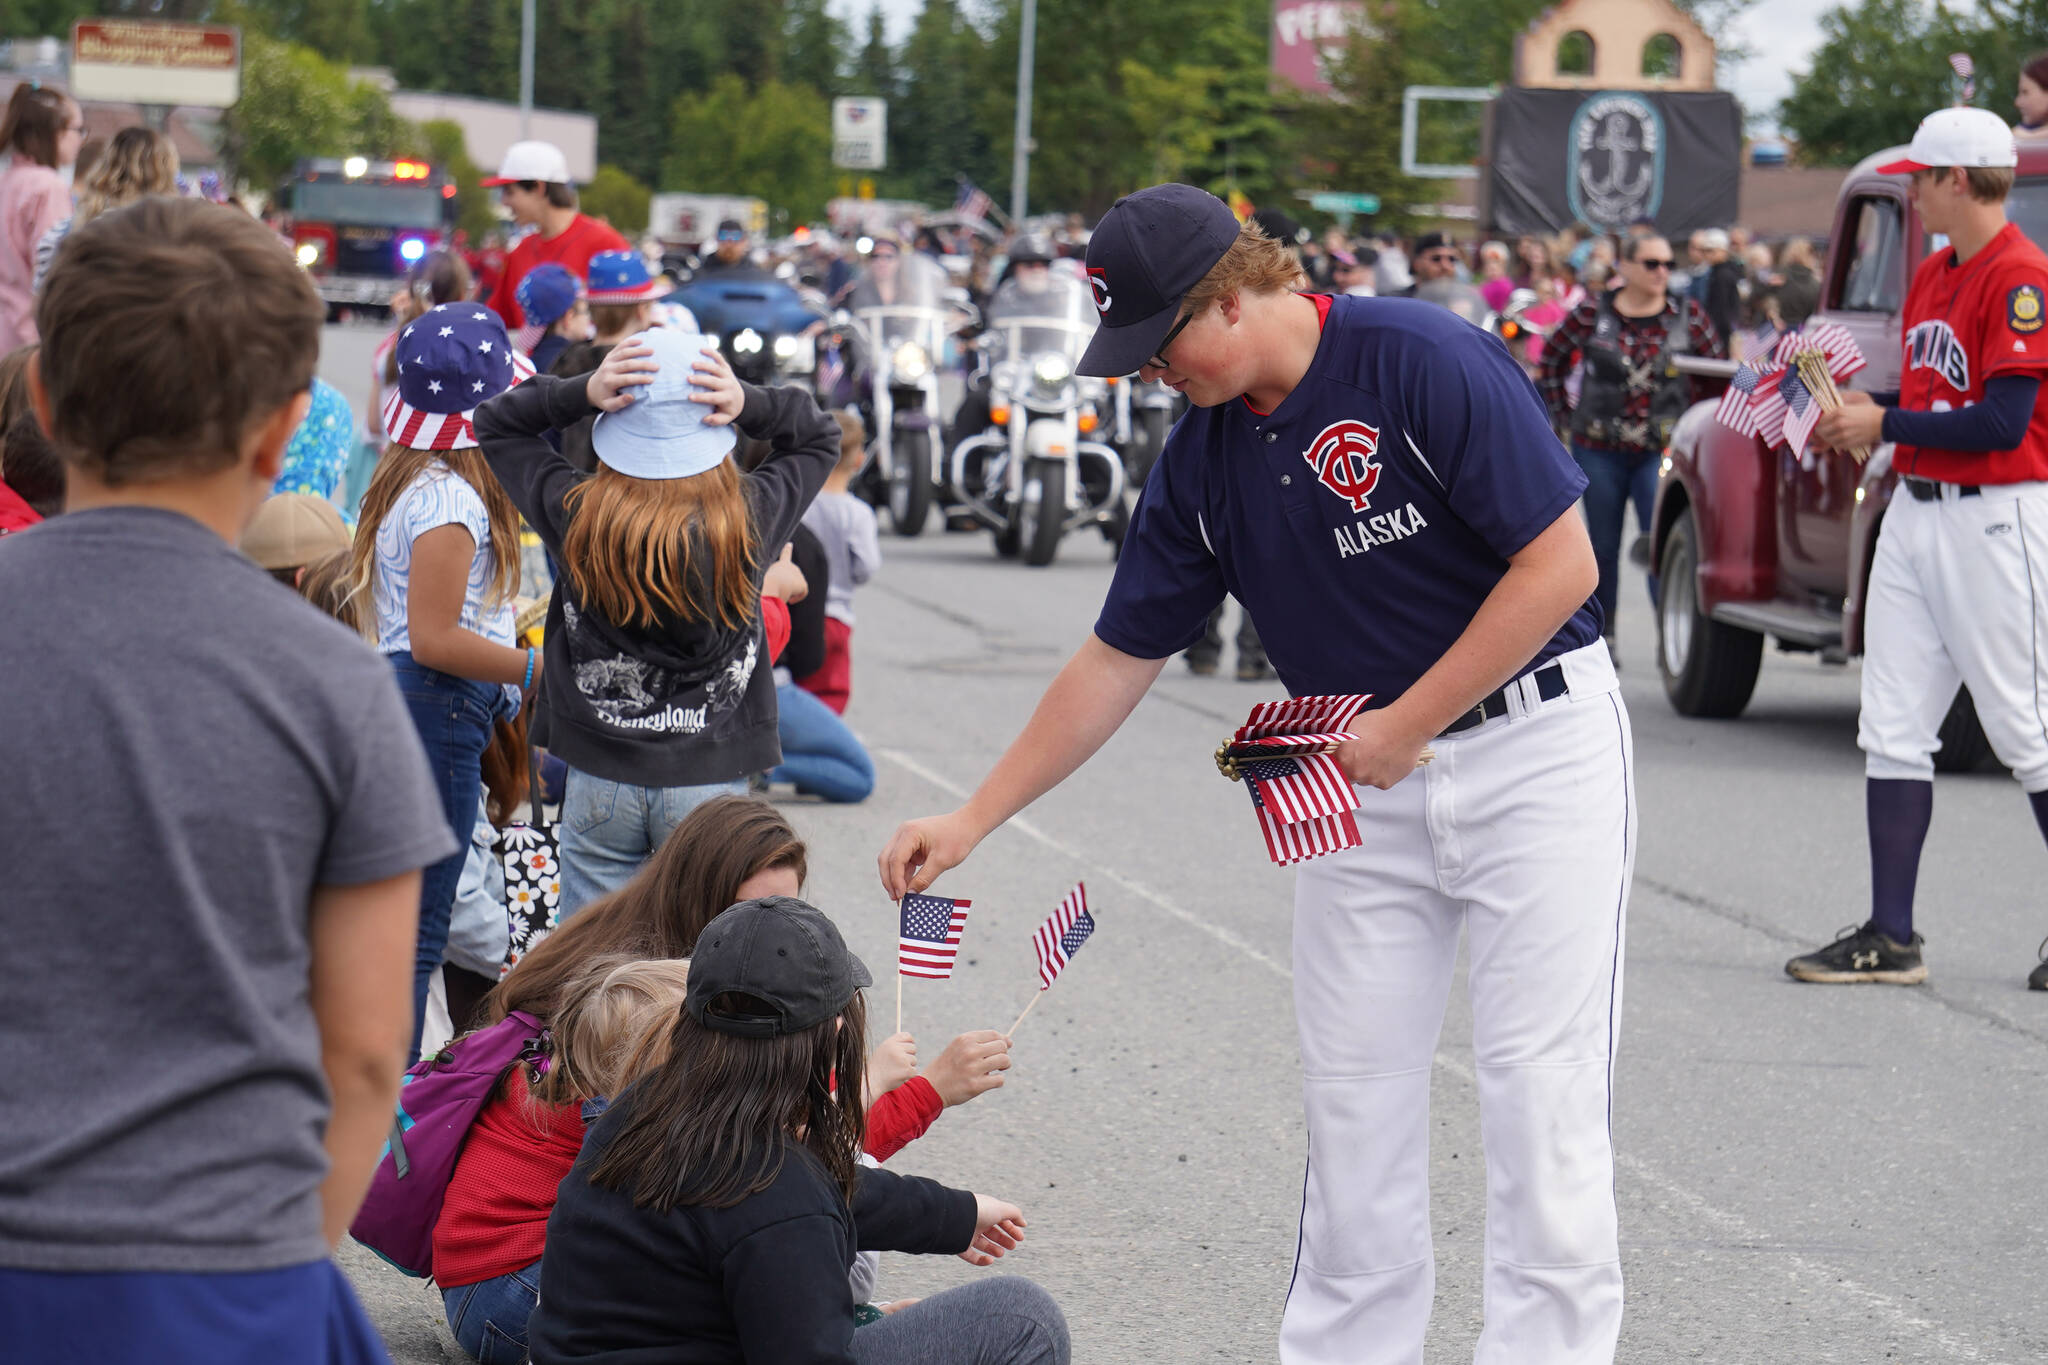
[0,196,454,1360]
[797,410,882,715]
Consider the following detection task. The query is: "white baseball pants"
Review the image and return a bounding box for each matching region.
[1860,481,2048,790]
[1280,641,1633,1365]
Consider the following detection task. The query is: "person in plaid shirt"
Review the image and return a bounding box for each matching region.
[1537,233,1722,659]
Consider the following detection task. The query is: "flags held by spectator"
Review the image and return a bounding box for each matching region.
[1032,883,1096,990]
[1238,694,1372,741]
[1780,320,1868,380]
[899,893,971,979]
[955,178,994,222]
[1241,753,1364,866]
[1950,52,1977,102]
[816,340,845,404]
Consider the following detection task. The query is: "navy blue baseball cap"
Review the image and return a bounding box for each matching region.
[515,262,580,329]
[1078,183,1240,377]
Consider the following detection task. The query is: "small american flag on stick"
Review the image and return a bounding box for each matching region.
[1950,52,1977,102]
[956,178,994,222]
[1032,882,1096,990]
[899,893,971,979]
[1242,756,1364,866]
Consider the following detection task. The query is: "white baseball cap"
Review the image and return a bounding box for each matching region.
[482,140,573,187]
[1877,108,2017,174]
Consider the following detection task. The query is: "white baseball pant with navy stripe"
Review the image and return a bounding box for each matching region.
[1281,640,1633,1365]
[1860,480,2048,790]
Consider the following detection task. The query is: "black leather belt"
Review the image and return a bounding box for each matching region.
[1903,476,1980,501]
[1439,662,1569,736]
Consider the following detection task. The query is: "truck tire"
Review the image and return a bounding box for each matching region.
[1934,687,1995,773]
[1657,507,1764,717]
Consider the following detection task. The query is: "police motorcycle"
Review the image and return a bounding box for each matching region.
[662,255,825,391]
[949,261,1124,567]
[843,245,955,536]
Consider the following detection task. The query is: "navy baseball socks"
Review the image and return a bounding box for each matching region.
[1788,782,2048,987]
[1785,779,1931,985]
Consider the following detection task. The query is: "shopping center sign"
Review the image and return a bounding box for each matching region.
[71,20,241,108]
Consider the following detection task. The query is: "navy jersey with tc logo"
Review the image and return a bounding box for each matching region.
[1095,294,1602,700]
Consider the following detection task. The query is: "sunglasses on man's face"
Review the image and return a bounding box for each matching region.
[1635,257,1675,270]
[1422,251,1460,264]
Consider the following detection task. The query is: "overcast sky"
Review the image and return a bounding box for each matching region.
[828,0,1983,137]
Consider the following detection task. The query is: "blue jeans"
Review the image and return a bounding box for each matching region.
[440,1259,540,1365]
[390,651,499,1061]
[1571,442,1661,632]
[557,768,746,919]
[769,680,875,804]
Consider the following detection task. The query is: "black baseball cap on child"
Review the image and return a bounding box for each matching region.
[686,897,873,1038]
[1077,183,1239,378]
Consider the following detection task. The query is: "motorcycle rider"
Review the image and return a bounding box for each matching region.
[695,218,771,279]
[948,234,1059,454]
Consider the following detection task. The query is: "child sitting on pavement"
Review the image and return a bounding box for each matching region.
[526,896,1069,1365]
[0,194,455,1363]
[434,955,693,1364]
[797,411,882,715]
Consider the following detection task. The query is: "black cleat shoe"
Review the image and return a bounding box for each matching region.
[2030,937,2048,991]
[1785,922,1927,985]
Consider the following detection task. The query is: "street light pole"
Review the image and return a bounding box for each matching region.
[1009,0,1037,225]
[518,0,536,140]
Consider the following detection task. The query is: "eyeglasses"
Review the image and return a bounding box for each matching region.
[1147,308,1196,371]
[1422,252,1461,264]
[1636,258,1675,270]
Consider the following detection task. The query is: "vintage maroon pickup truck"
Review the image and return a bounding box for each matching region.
[1650,139,2048,770]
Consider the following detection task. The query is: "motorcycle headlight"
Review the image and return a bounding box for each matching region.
[295,241,321,268]
[733,328,765,356]
[1033,353,1072,387]
[774,333,816,373]
[891,341,931,383]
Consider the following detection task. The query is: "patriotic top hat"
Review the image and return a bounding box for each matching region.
[585,250,668,305]
[382,303,535,451]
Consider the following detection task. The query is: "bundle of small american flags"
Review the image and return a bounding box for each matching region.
[1220,694,1372,867]
[1711,322,1867,457]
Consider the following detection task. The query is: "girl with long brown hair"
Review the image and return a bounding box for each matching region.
[0,82,83,345]
[352,301,539,1059]
[32,124,179,294]
[525,896,1069,1365]
[476,324,841,916]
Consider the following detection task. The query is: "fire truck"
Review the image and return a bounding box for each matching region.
[281,156,457,315]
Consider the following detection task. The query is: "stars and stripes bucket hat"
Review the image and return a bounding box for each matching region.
[382,302,536,451]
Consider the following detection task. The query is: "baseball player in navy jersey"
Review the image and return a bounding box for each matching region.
[1786,108,2048,989]
[879,185,1635,1364]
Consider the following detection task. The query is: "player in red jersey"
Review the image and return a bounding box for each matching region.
[1786,108,2048,989]
[481,141,628,330]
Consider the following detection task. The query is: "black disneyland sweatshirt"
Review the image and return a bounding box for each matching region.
[476,374,838,788]
[527,1104,977,1364]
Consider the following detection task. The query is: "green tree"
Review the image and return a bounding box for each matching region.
[891,0,997,204]
[1297,2,1430,236]
[1779,0,1978,165]
[582,162,652,233]
[850,5,898,104]
[662,73,835,227]
[784,0,848,99]
[241,0,372,60]
[220,30,361,185]
[401,117,496,240]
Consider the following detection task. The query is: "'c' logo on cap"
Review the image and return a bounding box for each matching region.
[1086,267,1112,315]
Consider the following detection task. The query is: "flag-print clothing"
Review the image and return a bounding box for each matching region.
[1536,293,1722,453]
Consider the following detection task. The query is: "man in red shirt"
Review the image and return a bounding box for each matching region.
[481,140,628,329]
[1786,107,2048,990]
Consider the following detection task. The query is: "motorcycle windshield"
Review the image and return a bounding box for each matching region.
[852,252,950,348]
[1412,280,1493,329]
[985,269,1093,365]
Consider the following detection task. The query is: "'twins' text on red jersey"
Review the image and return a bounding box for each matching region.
[1896,220,2048,483]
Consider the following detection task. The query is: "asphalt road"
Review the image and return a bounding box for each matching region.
[324,324,2048,1363]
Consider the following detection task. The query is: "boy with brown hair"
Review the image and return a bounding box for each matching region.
[0,195,455,1362]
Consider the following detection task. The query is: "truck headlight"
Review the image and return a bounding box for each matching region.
[892,341,931,383]
[295,241,322,268]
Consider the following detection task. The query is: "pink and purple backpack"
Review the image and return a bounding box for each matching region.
[349,1010,550,1278]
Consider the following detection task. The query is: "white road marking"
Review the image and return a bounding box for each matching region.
[875,744,2007,1362]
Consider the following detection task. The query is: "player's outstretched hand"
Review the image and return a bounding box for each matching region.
[879,811,981,900]
[923,1029,1012,1107]
[960,1195,1027,1266]
[1337,707,1432,790]
[1814,389,1883,453]
[865,1031,917,1101]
